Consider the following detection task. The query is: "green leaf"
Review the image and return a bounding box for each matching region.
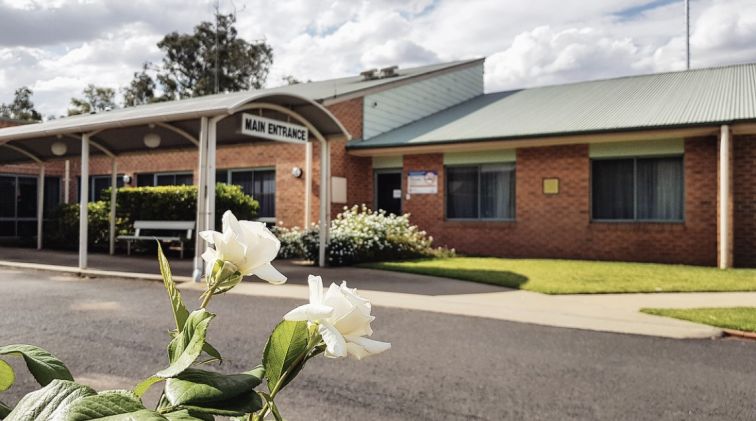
[160,310,214,378]
[164,367,264,407]
[162,409,213,421]
[158,243,190,332]
[262,321,310,393]
[0,360,13,392]
[177,392,263,417]
[201,343,222,365]
[62,390,165,421]
[133,376,164,398]
[0,345,73,387]
[5,379,95,421]
[0,400,11,419]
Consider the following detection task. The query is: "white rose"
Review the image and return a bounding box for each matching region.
[284,275,391,360]
[199,210,286,285]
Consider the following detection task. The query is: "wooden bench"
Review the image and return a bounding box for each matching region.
[117,220,195,259]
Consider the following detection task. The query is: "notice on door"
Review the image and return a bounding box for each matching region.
[407,170,437,194]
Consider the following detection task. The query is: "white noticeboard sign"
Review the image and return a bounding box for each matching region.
[241,113,309,144]
[407,170,438,194]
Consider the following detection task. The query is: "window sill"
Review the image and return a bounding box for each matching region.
[591,219,685,225]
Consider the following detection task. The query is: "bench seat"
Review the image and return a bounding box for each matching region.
[117,220,195,258]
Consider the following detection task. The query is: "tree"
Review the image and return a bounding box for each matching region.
[0,86,42,121]
[281,75,302,85]
[68,84,116,116]
[155,12,273,99]
[121,64,159,107]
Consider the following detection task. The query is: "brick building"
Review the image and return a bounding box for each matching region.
[1,59,755,268]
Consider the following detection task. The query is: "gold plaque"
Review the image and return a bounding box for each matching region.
[543,178,559,195]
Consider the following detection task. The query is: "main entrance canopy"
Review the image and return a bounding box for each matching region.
[0,91,351,275]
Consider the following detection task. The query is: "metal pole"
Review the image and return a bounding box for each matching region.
[318,140,329,267]
[109,159,117,255]
[64,160,70,204]
[36,164,45,250]
[685,0,690,70]
[304,141,312,227]
[718,124,732,269]
[79,134,90,269]
[193,117,209,282]
[206,118,218,232]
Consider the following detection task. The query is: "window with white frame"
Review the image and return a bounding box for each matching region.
[446,163,515,220]
[217,168,276,220]
[136,172,193,187]
[591,156,684,221]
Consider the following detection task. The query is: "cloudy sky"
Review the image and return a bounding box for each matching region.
[0,0,755,117]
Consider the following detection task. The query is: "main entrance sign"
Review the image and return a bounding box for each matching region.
[241,113,309,144]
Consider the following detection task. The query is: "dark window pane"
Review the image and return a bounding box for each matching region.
[17,177,37,218]
[230,171,254,195]
[174,174,193,186]
[447,167,478,219]
[137,173,155,187]
[44,177,61,218]
[637,157,684,220]
[216,170,228,184]
[0,176,14,218]
[155,174,174,186]
[92,177,110,201]
[255,170,275,218]
[592,159,634,220]
[0,221,14,237]
[17,220,36,237]
[480,164,515,219]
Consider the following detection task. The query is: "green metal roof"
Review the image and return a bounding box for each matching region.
[348,62,756,150]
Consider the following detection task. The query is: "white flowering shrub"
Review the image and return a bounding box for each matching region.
[271,225,306,259]
[295,205,453,265]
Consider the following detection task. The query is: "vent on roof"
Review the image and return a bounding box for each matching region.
[360,69,378,81]
[379,65,398,78]
[360,65,400,81]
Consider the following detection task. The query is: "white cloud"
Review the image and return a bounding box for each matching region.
[1,0,755,117]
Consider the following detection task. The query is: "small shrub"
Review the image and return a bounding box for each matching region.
[272,225,306,259]
[295,204,453,266]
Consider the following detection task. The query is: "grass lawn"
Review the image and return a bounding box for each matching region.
[361,257,756,294]
[641,307,756,332]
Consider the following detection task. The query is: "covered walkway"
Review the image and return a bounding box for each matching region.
[0,91,351,278]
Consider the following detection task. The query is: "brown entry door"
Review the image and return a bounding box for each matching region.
[375,171,402,215]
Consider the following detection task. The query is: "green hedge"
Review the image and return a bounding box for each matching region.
[44,184,258,252]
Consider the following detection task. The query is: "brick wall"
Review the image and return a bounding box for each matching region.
[734,135,756,267]
[402,138,719,266]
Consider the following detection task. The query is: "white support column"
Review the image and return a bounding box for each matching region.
[109,159,117,255]
[64,160,70,204]
[79,134,90,269]
[304,141,312,227]
[205,118,218,232]
[36,165,45,250]
[318,140,329,267]
[718,124,733,269]
[193,117,209,282]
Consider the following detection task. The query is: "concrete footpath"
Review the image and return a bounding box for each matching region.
[0,249,752,339]
[180,279,756,340]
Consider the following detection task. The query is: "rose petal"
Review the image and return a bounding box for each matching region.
[344,336,391,360]
[319,321,347,358]
[283,303,334,321]
[251,262,287,284]
[308,275,324,305]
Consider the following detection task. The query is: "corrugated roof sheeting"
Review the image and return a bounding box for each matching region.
[350,62,756,149]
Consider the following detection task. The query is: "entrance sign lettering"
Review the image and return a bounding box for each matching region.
[241,113,309,144]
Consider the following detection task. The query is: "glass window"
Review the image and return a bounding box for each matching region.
[44,176,60,218]
[591,156,684,221]
[222,168,276,219]
[0,176,14,218]
[136,173,155,187]
[446,164,515,220]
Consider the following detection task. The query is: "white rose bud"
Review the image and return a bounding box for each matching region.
[284,275,391,360]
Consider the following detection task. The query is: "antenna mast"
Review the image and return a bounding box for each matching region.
[685,0,690,70]
[214,0,220,94]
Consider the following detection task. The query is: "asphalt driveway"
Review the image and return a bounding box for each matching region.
[2,267,756,420]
